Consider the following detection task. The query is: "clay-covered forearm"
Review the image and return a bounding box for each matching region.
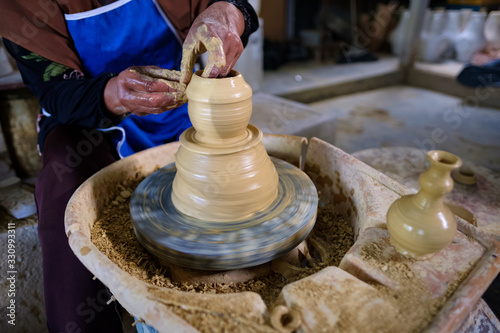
[209,0,259,46]
[3,39,120,129]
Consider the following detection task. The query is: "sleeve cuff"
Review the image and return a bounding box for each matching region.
[209,0,259,47]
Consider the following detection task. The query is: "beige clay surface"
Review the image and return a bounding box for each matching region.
[171,71,279,222]
[65,136,500,333]
[387,151,462,259]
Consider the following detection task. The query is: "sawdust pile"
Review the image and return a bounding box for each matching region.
[359,242,473,332]
[91,176,354,305]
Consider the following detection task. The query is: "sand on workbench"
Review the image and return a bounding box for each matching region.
[91,176,354,309]
[90,175,473,333]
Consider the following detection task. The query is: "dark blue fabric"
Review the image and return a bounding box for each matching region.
[66,0,191,157]
[457,58,500,88]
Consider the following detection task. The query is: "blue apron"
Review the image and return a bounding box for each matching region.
[64,0,191,158]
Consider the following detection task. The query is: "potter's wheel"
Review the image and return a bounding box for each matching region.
[130,157,318,270]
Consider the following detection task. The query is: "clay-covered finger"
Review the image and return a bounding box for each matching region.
[139,66,183,82]
[202,39,226,78]
[220,46,242,77]
[123,71,185,93]
[154,79,186,93]
[219,34,243,77]
[139,97,186,115]
[180,38,199,84]
[125,90,185,109]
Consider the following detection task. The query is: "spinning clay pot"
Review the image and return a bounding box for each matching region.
[172,70,279,222]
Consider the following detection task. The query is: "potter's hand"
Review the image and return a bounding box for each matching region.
[180,2,245,84]
[104,66,187,117]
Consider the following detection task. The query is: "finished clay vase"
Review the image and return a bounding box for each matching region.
[171,70,279,222]
[419,11,449,63]
[387,150,462,259]
[484,11,500,48]
[455,12,487,62]
[390,10,410,57]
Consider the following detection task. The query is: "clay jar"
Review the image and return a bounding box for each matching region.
[389,10,410,57]
[455,11,487,62]
[387,150,462,259]
[484,11,500,48]
[171,70,279,222]
[419,11,449,63]
[443,10,461,59]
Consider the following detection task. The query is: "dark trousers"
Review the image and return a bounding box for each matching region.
[35,125,122,333]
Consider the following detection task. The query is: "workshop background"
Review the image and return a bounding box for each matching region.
[1,0,499,332]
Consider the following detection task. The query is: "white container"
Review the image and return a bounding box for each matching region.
[429,10,448,35]
[390,10,410,57]
[443,10,461,59]
[484,11,500,48]
[419,11,449,62]
[455,12,487,63]
[459,8,473,31]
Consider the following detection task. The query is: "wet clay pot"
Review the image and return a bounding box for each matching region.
[171,70,279,222]
[387,150,462,259]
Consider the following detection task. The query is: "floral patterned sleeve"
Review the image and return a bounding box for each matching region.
[3,38,120,152]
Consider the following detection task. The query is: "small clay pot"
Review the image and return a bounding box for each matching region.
[387,150,462,259]
[186,70,253,145]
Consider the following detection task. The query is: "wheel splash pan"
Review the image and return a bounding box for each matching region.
[65,135,500,333]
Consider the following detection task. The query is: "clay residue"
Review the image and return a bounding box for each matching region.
[359,242,474,332]
[80,247,91,256]
[180,24,225,82]
[284,278,399,333]
[148,292,274,333]
[350,107,391,119]
[91,178,354,331]
[337,106,405,136]
[89,175,475,332]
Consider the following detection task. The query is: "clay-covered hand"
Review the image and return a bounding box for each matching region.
[180,2,245,84]
[104,66,187,117]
